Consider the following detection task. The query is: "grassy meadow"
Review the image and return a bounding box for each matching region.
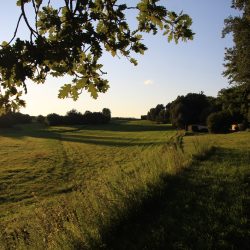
[0,120,173,219]
[0,120,249,249]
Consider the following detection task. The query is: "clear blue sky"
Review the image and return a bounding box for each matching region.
[0,1,237,117]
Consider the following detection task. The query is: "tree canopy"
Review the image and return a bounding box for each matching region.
[223,0,250,121]
[144,92,218,129]
[0,0,194,113]
[169,93,217,129]
[217,86,245,123]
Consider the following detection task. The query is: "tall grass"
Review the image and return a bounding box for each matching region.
[191,136,215,160]
[0,133,213,249]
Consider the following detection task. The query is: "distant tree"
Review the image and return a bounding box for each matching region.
[170,93,212,129]
[0,112,31,127]
[222,0,250,123]
[217,86,245,123]
[170,99,188,129]
[199,96,220,123]
[46,113,65,126]
[0,0,193,113]
[156,109,168,123]
[0,113,13,128]
[65,109,84,124]
[46,108,111,126]
[37,115,45,124]
[165,103,172,123]
[147,104,166,123]
[84,111,91,116]
[102,108,111,122]
[91,112,106,124]
[147,108,155,121]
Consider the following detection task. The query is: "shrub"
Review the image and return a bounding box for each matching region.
[207,111,232,133]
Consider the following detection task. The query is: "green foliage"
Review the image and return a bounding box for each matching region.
[0,0,194,113]
[145,93,218,129]
[46,108,111,125]
[207,111,232,133]
[169,93,217,129]
[46,113,65,126]
[36,114,45,123]
[65,109,85,124]
[217,85,246,123]
[102,108,111,121]
[0,112,32,127]
[222,0,250,122]
[147,104,169,123]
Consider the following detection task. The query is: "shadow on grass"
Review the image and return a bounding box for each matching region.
[100,147,250,250]
[0,122,172,147]
[51,122,172,133]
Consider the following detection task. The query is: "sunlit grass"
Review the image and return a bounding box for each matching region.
[0,121,249,249]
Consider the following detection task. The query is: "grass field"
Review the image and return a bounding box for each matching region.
[104,132,250,249]
[0,120,249,249]
[0,120,173,219]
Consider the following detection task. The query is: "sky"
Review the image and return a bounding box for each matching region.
[0,1,238,118]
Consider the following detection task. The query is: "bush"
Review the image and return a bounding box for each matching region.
[207,111,232,133]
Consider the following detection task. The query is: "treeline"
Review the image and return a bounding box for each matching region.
[44,108,111,126]
[0,112,32,128]
[142,86,249,133]
[0,108,111,128]
[142,93,219,127]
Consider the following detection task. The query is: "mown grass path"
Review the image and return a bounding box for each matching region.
[102,132,250,249]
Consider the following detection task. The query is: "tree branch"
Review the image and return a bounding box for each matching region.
[21,0,38,37]
[6,13,23,45]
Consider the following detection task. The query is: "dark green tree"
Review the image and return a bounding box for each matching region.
[147,104,167,123]
[222,0,250,122]
[207,111,232,133]
[217,86,245,123]
[65,109,84,124]
[36,114,45,123]
[170,99,188,129]
[170,93,212,129]
[0,0,194,113]
[0,111,31,127]
[102,108,111,119]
